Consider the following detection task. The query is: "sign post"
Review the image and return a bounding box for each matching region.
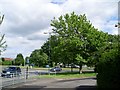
[26,58,29,79]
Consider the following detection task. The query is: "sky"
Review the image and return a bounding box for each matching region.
[0,0,119,59]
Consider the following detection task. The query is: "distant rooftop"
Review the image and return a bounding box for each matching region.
[2,58,14,61]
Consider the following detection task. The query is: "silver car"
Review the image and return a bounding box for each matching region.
[50,67,62,72]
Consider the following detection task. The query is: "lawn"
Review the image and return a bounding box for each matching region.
[29,66,94,71]
[34,72,96,79]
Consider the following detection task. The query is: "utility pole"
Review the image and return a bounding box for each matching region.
[115,23,120,28]
[26,58,29,79]
[115,23,120,51]
[44,32,52,72]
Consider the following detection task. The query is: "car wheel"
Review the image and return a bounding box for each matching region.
[18,73,21,77]
[9,74,13,78]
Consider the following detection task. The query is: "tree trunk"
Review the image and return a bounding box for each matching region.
[63,62,65,68]
[79,64,82,74]
[71,63,74,72]
[71,66,73,72]
[55,62,57,66]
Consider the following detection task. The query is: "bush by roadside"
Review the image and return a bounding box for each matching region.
[1,60,12,65]
[97,48,120,88]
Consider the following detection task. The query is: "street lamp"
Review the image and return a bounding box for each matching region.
[115,23,120,36]
[115,23,120,28]
[115,23,120,50]
[115,22,120,34]
[44,32,52,72]
[26,58,29,79]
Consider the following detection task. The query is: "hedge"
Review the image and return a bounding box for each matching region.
[97,49,120,88]
[1,60,13,65]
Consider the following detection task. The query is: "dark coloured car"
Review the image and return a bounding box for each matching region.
[1,66,21,78]
[50,67,62,72]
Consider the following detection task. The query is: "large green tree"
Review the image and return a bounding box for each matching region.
[50,12,109,72]
[29,49,48,67]
[15,53,24,66]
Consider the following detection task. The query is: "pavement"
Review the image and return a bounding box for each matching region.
[2,77,97,90]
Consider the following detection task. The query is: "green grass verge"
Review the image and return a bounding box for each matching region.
[34,72,96,79]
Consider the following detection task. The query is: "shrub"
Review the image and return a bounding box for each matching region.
[2,60,12,65]
[97,48,120,88]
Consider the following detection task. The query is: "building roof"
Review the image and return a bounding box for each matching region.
[4,58,13,61]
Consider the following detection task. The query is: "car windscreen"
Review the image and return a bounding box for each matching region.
[5,67,16,71]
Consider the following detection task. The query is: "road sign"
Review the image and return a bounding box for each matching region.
[26,58,29,64]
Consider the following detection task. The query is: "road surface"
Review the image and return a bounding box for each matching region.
[2,77,96,90]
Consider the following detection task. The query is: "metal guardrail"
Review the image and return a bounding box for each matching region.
[0,72,27,89]
[0,68,41,89]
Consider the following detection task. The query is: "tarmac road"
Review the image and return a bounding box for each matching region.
[2,77,96,90]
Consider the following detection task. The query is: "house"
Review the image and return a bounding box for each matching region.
[0,57,14,61]
[4,58,13,61]
[0,58,14,65]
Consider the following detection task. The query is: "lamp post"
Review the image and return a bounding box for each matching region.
[115,22,120,35]
[26,58,29,79]
[115,23,120,51]
[44,32,52,72]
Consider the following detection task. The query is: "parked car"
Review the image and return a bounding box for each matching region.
[65,64,80,68]
[1,66,22,78]
[73,65,80,68]
[50,67,62,72]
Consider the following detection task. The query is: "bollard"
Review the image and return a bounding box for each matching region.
[26,66,28,79]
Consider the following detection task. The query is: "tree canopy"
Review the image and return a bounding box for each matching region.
[50,12,109,71]
[15,53,24,66]
[29,49,48,67]
[30,12,118,74]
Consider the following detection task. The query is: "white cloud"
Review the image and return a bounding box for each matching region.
[0,0,119,58]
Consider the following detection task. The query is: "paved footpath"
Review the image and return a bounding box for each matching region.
[2,77,97,90]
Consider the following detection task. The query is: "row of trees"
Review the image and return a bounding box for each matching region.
[0,53,24,65]
[1,12,118,70]
[28,12,118,74]
[40,12,118,73]
[41,12,120,88]
[1,13,118,70]
[1,12,119,88]
[3,52,48,67]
